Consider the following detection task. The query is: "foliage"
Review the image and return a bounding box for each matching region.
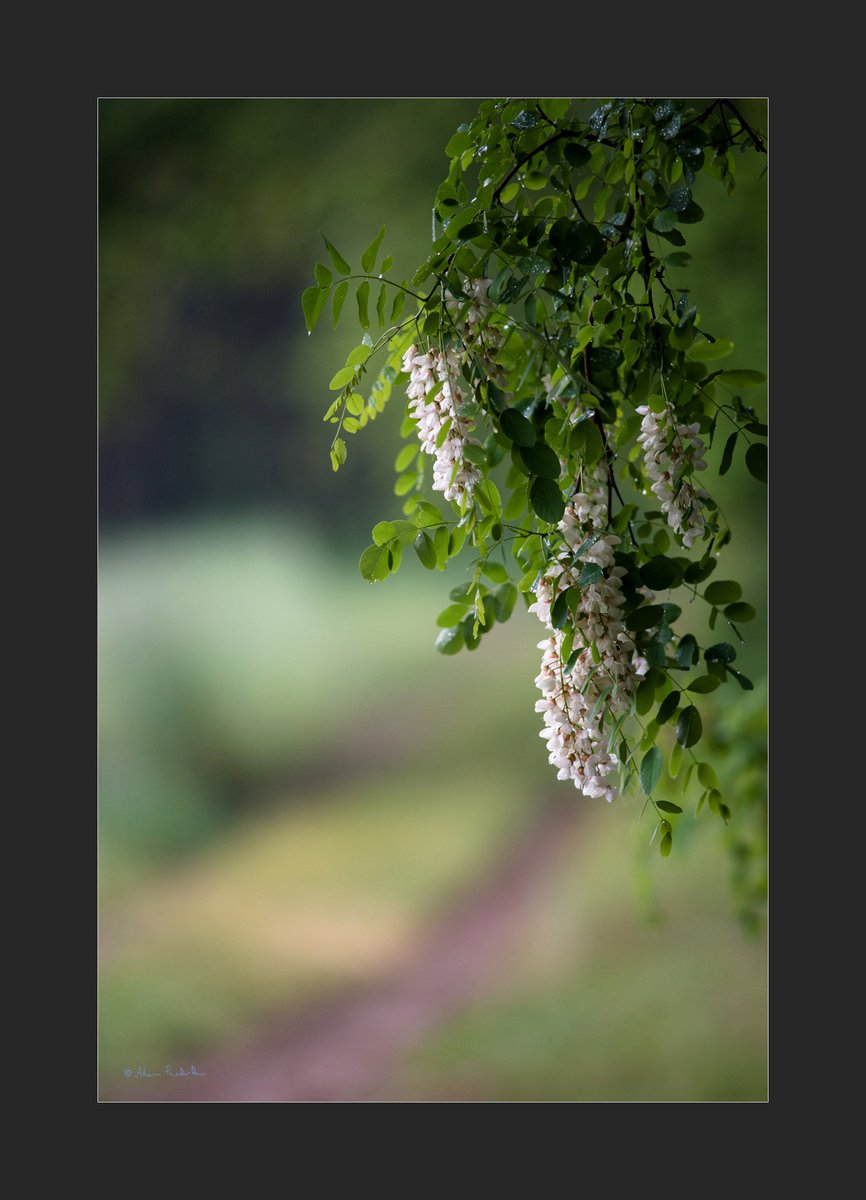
[305,97,766,878]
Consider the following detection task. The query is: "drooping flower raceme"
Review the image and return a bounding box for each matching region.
[402,344,482,505]
[530,466,649,803]
[636,404,709,549]
[403,279,502,506]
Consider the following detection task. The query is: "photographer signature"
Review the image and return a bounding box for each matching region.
[124,1064,206,1079]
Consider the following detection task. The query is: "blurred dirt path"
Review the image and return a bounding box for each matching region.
[110,796,579,1103]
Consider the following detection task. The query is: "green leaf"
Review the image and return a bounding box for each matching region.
[676,705,702,748]
[684,557,717,584]
[302,287,326,334]
[685,338,734,362]
[746,443,767,483]
[657,800,683,814]
[676,634,698,669]
[728,667,754,690]
[659,830,673,857]
[697,762,718,790]
[551,589,574,630]
[331,280,348,327]
[687,674,720,694]
[704,642,737,664]
[323,237,351,275]
[435,626,465,655]
[668,741,683,779]
[346,344,371,369]
[329,365,354,391]
[640,556,683,590]
[395,443,418,472]
[724,602,756,623]
[359,543,391,582]
[376,283,387,327]
[651,209,678,234]
[330,438,347,472]
[413,501,445,528]
[718,369,766,388]
[482,561,509,584]
[719,430,738,476]
[361,225,386,273]
[569,420,604,465]
[314,262,332,287]
[356,280,370,330]
[389,290,405,324]
[500,407,536,447]
[448,525,467,557]
[566,221,605,267]
[414,531,437,569]
[445,129,472,158]
[519,441,560,478]
[371,520,396,546]
[625,604,666,631]
[529,478,565,524]
[578,562,603,586]
[704,580,742,606]
[494,583,518,623]
[656,691,680,724]
[564,143,591,168]
[640,745,663,795]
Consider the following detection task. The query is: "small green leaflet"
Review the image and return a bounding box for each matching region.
[724,602,756,622]
[330,438,347,472]
[746,443,767,483]
[640,745,663,795]
[500,408,536,447]
[332,280,348,327]
[302,287,326,334]
[323,237,351,275]
[656,800,682,814]
[361,225,387,273]
[685,338,734,362]
[676,705,702,748]
[359,542,391,582]
[356,281,370,330]
[704,580,741,606]
[719,369,766,387]
[530,478,565,524]
[414,531,437,569]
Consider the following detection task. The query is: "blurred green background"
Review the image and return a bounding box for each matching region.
[98,98,767,1102]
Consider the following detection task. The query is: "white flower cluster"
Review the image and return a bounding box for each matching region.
[402,344,482,505]
[402,279,503,507]
[529,468,649,802]
[636,404,709,549]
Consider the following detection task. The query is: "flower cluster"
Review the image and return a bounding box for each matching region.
[529,467,649,802]
[636,404,709,549]
[402,279,504,507]
[402,344,481,505]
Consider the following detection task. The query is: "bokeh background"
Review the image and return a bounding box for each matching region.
[98,97,768,1102]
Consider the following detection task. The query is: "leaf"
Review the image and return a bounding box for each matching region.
[704,642,737,664]
[684,557,717,584]
[356,280,370,330]
[323,237,351,275]
[625,604,667,631]
[435,626,465,655]
[359,543,391,582]
[718,369,766,387]
[566,221,605,267]
[371,520,396,546]
[728,667,755,690]
[518,441,560,479]
[346,344,371,370]
[389,290,405,324]
[302,287,326,334]
[676,705,702,748]
[448,525,467,557]
[656,691,680,724]
[500,407,536,447]
[494,583,518,623]
[656,800,683,814]
[328,366,354,392]
[331,280,348,327]
[445,128,472,157]
[413,501,445,528]
[676,634,698,669]
[551,589,573,630]
[578,562,603,586]
[685,338,734,362]
[697,762,718,790]
[395,444,418,472]
[640,745,663,795]
[482,561,509,584]
[529,478,565,524]
[704,580,742,606]
[314,262,332,287]
[719,430,738,476]
[746,443,768,483]
[666,185,692,213]
[724,602,756,622]
[564,143,590,168]
[668,741,683,779]
[377,283,387,327]
[640,556,683,591]
[687,674,720,694]
[413,531,437,570]
[361,225,386,273]
[569,420,603,465]
[659,831,673,857]
[651,209,678,234]
[330,438,347,472]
